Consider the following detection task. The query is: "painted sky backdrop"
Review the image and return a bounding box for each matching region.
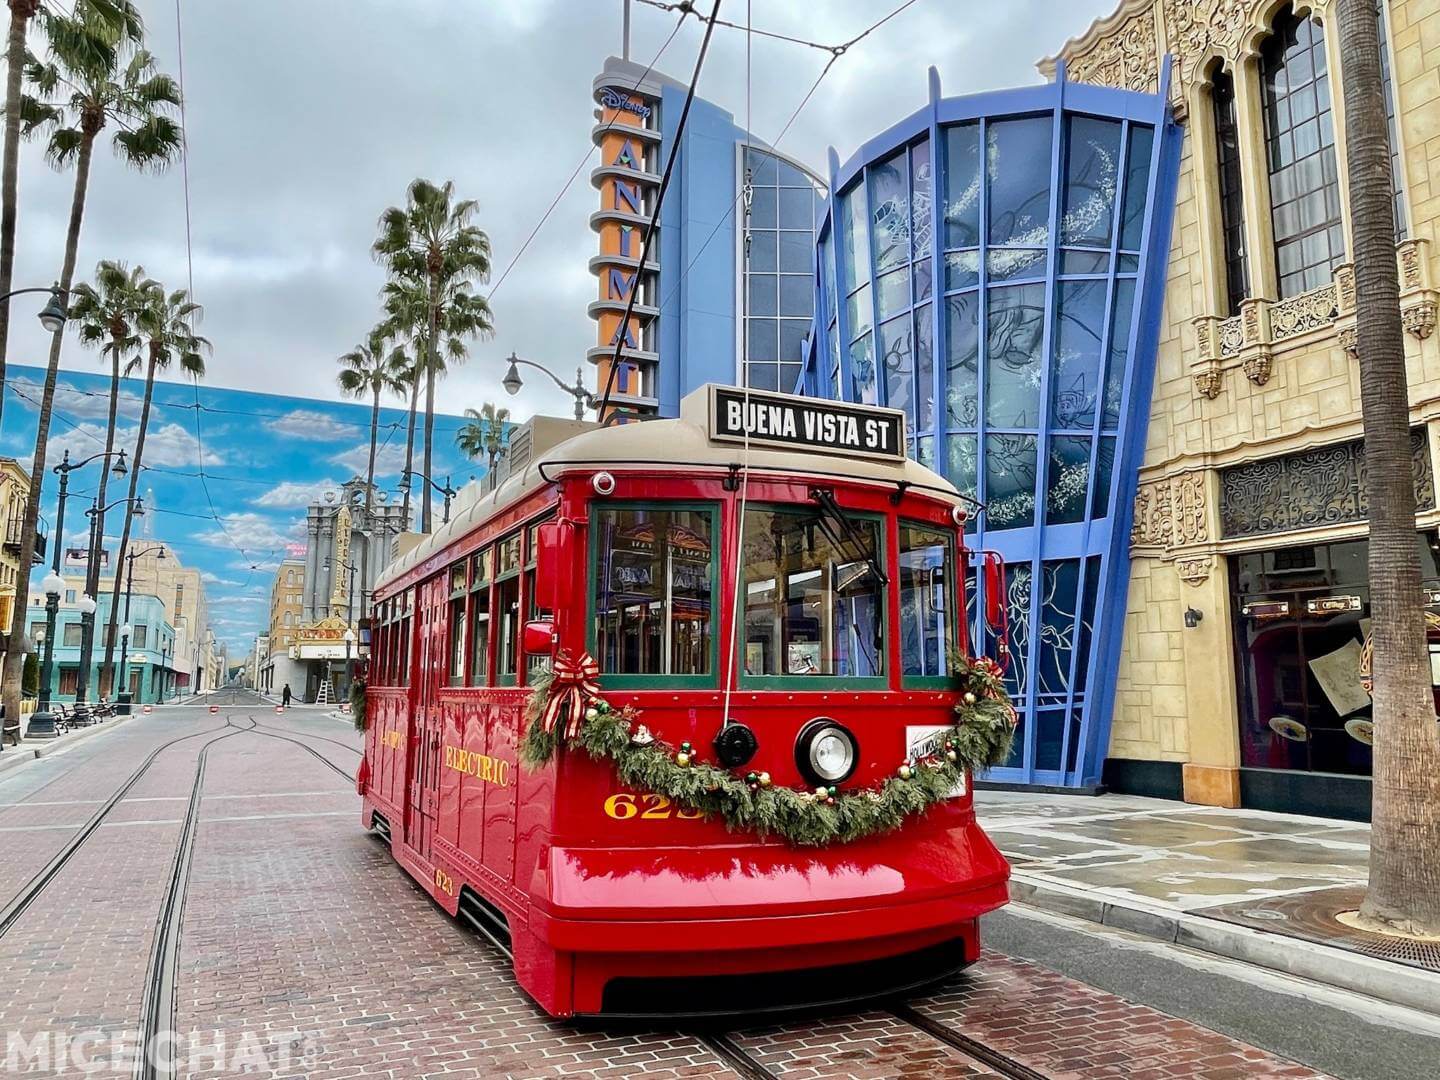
[1,364,488,653]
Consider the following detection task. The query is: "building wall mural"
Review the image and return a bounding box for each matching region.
[801,67,1181,787]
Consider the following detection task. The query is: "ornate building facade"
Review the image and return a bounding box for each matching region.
[1045,0,1440,816]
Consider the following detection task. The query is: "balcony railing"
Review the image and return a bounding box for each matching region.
[3,516,45,563]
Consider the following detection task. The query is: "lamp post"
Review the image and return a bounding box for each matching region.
[57,449,127,700]
[80,495,143,704]
[501,351,596,421]
[398,470,456,526]
[26,570,65,739]
[342,627,356,705]
[115,543,164,713]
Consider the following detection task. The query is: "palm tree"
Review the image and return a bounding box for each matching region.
[99,282,208,694]
[1,5,174,728]
[1337,0,1440,937]
[381,278,427,530]
[373,178,494,532]
[456,402,510,473]
[0,0,138,433]
[67,259,145,691]
[338,326,406,609]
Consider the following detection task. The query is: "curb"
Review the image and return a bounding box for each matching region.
[0,712,136,778]
[1009,873,1440,1018]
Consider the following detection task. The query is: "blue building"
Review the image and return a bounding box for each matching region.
[25,591,180,705]
[589,58,826,416]
[797,65,1181,788]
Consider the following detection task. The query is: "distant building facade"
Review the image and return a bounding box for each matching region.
[25,591,179,704]
[0,457,32,662]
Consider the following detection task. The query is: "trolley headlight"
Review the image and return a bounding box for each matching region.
[795,718,858,786]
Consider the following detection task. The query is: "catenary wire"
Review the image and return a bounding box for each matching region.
[486,11,686,302]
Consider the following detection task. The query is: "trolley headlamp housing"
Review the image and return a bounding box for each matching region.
[794,718,858,787]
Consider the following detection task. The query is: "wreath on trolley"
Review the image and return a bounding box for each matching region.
[520,651,1017,847]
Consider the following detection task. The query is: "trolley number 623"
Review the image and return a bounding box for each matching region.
[603,793,704,820]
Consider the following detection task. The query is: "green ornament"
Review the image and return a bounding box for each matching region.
[745,771,758,785]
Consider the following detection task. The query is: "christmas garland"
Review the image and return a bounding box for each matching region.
[520,652,1016,848]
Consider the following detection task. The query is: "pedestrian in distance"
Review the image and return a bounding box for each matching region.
[282,683,292,708]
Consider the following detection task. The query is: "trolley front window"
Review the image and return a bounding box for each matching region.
[741,507,885,682]
[592,505,716,684]
[899,522,956,684]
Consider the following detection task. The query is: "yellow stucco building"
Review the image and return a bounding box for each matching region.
[0,457,32,647]
[1045,0,1439,817]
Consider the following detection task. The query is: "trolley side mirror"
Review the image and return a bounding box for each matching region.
[982,551,1005,632]
[533,520,574,613]
[523,619,557,656]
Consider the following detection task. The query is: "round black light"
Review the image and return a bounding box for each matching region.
[713,723,758,768]
[794,718,858,786]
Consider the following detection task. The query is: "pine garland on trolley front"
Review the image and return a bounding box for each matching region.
[520,652,1016,847]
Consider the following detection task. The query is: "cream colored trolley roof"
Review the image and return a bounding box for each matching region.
[376,386,964,593]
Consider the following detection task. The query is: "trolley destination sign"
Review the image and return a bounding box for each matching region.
[708,386,906,462]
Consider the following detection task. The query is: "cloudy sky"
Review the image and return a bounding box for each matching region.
[0,0,1116,652]
[3,0,1111,417]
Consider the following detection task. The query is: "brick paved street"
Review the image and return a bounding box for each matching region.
[0,696,1411,1078]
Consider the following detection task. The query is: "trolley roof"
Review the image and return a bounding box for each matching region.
[376,386,962,592]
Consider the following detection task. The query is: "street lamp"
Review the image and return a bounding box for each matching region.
[0,283,70,332]
[114,544,164,714]
[342,627,356,705]
[397,470,456,525]
[78,495,143,704]
[501,351,596,421]
[26,570,66,739]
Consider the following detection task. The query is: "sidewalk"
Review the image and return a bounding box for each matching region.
[975,790,1440,1016]
[0,710,137,778]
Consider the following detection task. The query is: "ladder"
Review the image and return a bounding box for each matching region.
[315,680,330,705]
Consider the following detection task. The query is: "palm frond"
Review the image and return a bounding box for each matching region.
[111,113,182,171]
[45,126,86,168]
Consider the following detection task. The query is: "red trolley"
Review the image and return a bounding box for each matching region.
[361,387,1010,1017]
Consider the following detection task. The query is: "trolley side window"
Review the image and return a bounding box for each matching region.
[468,547,492,687]
[397,588,413,687]
[899,521,956,685]
[373,601,389,685]
[495,532,523,686]
[740,506,886,683]
[591,505,717,686]
[525,516,556,681]
[447,562,468,687]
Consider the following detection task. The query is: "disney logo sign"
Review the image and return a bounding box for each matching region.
[599,87,652,120]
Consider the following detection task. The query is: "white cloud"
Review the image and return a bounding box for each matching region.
[43,420,224,470]
[330,440,408,477]
[200,571,242,586]
[12,376,146,425]
[253,478,338,508]
[196,512,293,552]
[265,408,359,443]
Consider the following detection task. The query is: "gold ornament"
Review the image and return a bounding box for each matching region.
[945,749,957,763]
[757,771,772,787]
[898,763,913,780]
[585,706,599,721]
[676,752,691,767]
[964,692,977,705]
[814,785,828,797]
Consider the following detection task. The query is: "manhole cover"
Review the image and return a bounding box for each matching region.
[1239,909,1289,922]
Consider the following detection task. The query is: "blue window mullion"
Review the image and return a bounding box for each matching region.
[928,80,944,464]
[974,115,991,657]
[830,148,855,402]
[1011,80,1068,783]
[865,161,884,407]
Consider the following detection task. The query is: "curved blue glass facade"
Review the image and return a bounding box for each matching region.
[801,66,1181,787]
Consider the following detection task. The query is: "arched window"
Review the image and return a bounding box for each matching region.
[1261,6,1343,298]
[1211,67,1249,314]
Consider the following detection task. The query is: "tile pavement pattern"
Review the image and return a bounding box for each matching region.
[0,708,1331,1078]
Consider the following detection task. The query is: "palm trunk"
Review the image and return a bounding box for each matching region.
[100,350,156,695]
[0,0,38,436]
[1338,0,1440,937]
[421,282,440,533]
[361,385,379,619]
[76,348,120,701]
[1,124,93,737]
[400,365,419,530]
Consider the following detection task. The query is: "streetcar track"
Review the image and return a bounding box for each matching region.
[240,715,357,785]
[697,1032,782,1080]
[890,1003,1050,1080]
[250,717,362,756]
[0,721,231,940]
[133,722,249,1080]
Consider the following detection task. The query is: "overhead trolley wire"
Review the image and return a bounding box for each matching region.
[486,10,687,303]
